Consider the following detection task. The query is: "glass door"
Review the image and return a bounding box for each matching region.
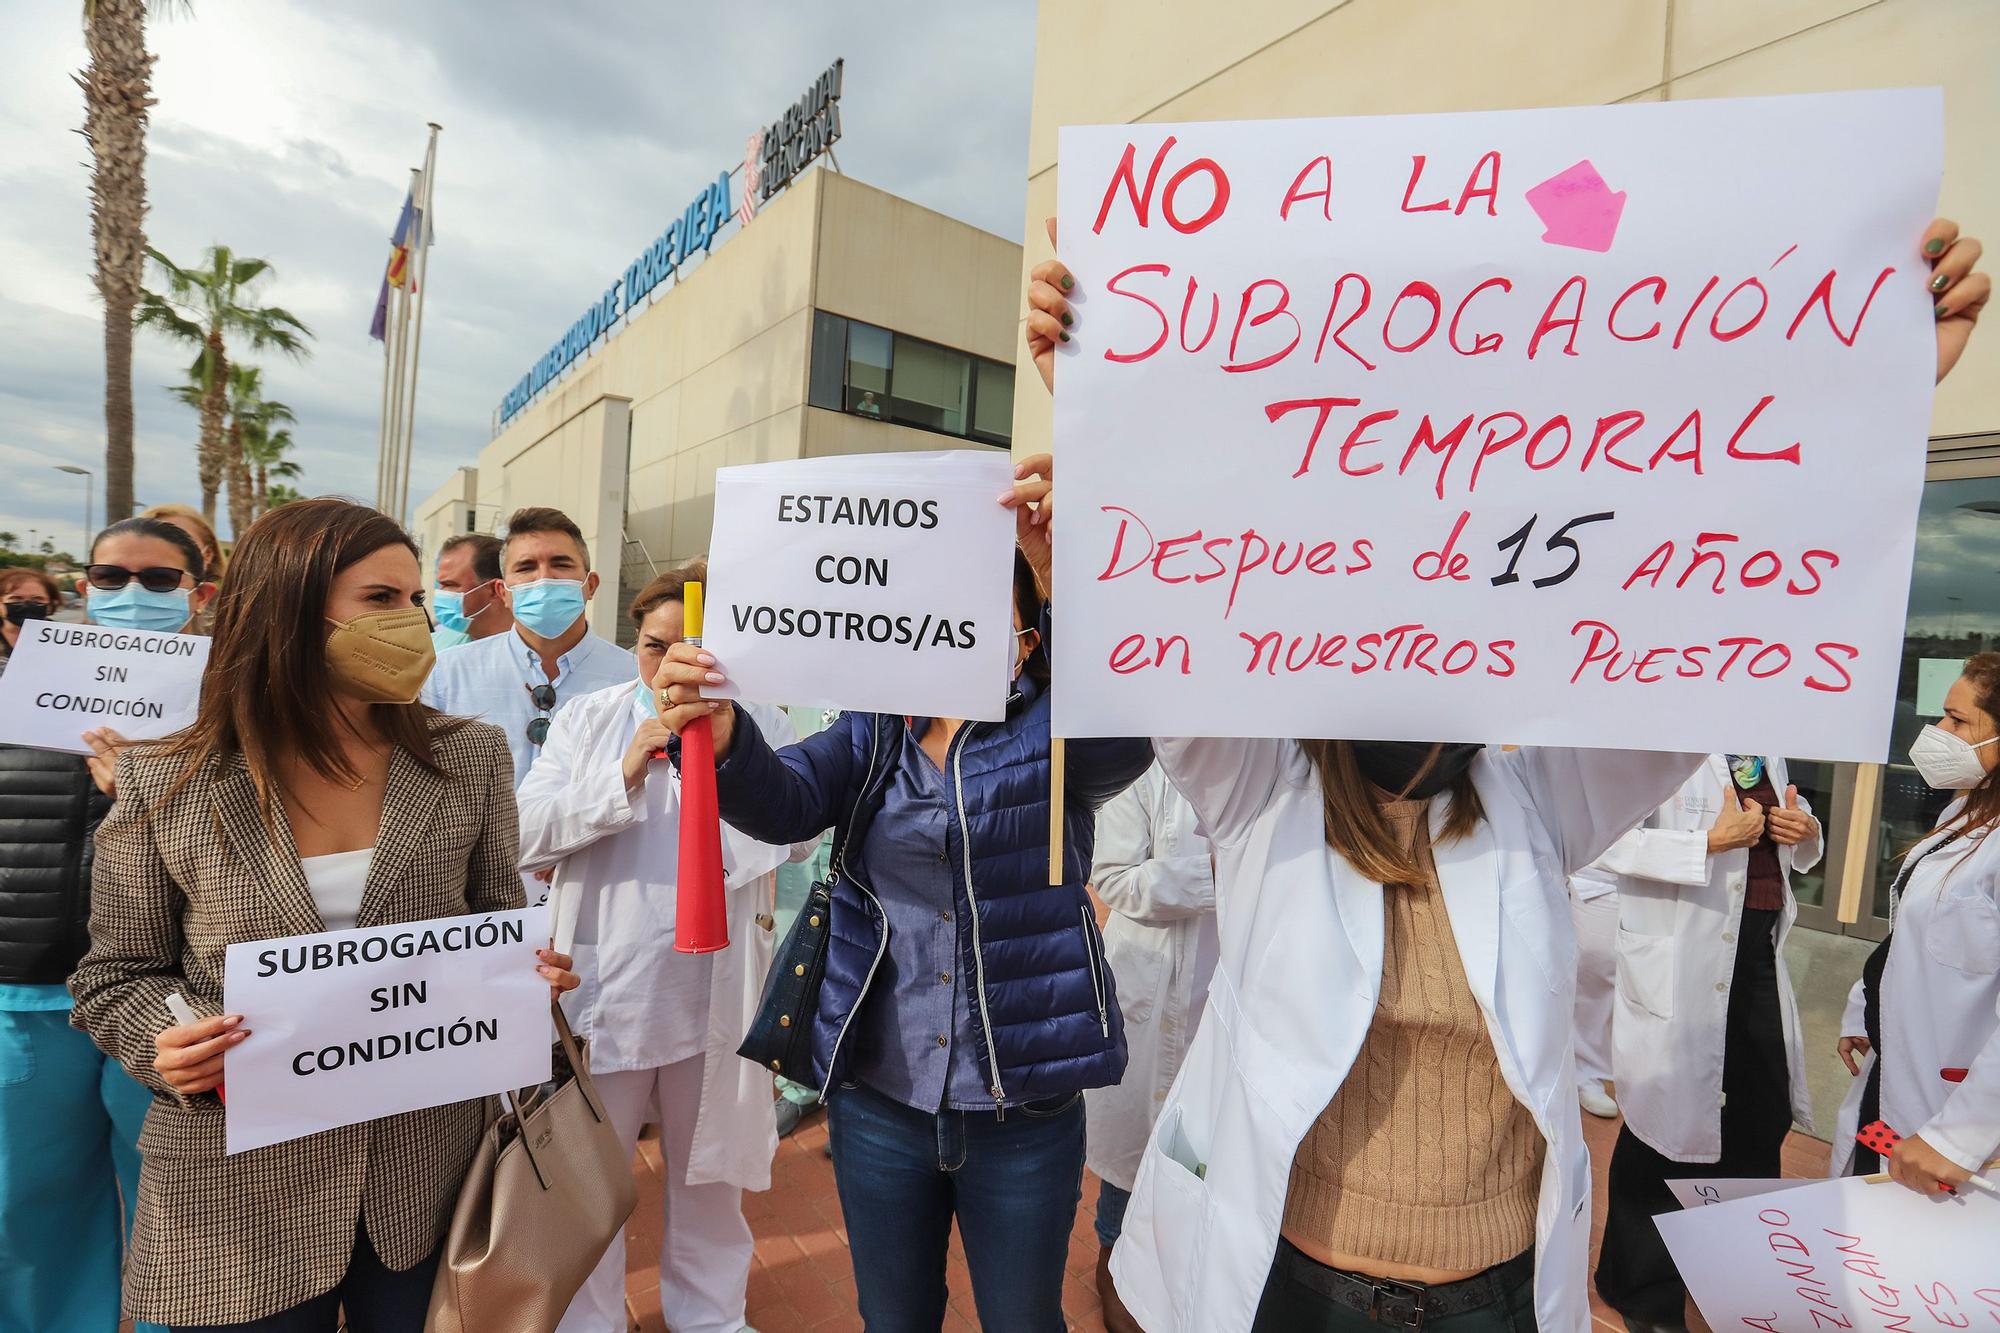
[1794,443,2000,939]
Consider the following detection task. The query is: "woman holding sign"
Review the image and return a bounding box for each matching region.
[1833,652,2000,1200]
[653,544,1153,1333]
[1015,217,1981,1333]
[69,498,579,1333]
[0,516,211,1333]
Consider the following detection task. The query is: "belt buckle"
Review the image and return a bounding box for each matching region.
[1370,1276,1428,1328]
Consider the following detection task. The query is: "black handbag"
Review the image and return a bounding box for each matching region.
[737,876,834,1086]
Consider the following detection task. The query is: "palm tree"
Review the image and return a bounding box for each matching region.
[262,482,303,510]
[77,0,180,523]
[240,401,302,516]
[136,244,311,530]
[224,364,295,533]
[0,531,16,551]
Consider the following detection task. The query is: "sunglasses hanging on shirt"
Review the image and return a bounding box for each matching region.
[525,683,558,746]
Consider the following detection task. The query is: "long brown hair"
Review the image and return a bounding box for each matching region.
[155,498,463,822]
[1938,651,2000,842]
[1297,741,1484,886]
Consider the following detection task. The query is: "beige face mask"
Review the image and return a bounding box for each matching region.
[325,609,437,704]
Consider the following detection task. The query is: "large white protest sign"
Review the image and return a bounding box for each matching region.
[1052,90,1942,760]
[1655,1176,2000,1330]
[222,906,551,1154]
[703,450,1018,721]
[0,620,209,754]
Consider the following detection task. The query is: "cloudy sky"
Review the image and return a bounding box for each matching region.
[0,0,1037,555]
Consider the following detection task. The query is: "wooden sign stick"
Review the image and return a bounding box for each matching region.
[1049,738,1066,885]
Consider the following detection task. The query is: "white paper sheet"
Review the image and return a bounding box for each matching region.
[1052,90,1943,761]
[222,906,551,1154]
[702,450,1018,722]
[0,620,209,753]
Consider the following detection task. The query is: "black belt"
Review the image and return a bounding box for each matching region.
[1271,1239,1534,1328]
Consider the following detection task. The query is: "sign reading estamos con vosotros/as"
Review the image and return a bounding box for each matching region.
[702,450,1017,723]
[1052,88,1942,762]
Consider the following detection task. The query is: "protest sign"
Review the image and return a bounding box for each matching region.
[0,620,209,754]
[1655,1175,2000,1330]
[702,450,1018,721]
[222,905,551,1154]
[1666,1175,1818,1211]
[1052,89,1942,760]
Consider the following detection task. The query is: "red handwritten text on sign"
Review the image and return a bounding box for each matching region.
[1051,91,1942,760]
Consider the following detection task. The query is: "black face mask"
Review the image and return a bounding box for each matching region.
[4,601,51,627]
[1349,741,1484,799]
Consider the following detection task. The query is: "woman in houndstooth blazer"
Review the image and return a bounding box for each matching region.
[70,500,578,1333]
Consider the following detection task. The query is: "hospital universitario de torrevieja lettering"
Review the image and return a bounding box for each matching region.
[496,58,846,428]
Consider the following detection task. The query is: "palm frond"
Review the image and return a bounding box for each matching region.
[133,291,205,345]
[229,256,272,286]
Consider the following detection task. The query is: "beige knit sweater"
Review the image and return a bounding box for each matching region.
[1281,799,1544,1272]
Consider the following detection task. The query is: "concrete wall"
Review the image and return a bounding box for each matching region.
[474,167,1023,619]
[410,466,479,568]
[1011,0,2000,454]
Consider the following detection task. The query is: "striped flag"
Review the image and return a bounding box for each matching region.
[369,186,422,340]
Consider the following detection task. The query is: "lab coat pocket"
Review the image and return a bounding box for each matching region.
[1615,926,1676,1019]
[1103,916,1167,1025]
[1140,1102,1209,1315]
[1923,890,2000,975]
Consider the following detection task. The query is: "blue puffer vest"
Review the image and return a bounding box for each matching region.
[711,675,1152,1104]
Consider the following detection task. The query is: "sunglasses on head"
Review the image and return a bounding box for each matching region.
[525,683,558,746]
[86,564,187,593]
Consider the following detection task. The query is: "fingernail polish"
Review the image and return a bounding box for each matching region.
[1937,303,1949,318]
[696,652,716,666]
[1060,274,1074,291]
[1060,312,1073,327]
[1925,238,1947,256]
[223,1014,243,1027]
[1932,274,1950,292]
[704,671,725,684]
[1058,331,1070,343]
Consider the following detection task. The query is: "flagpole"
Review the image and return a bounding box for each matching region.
[381,165,422,520]
[377,278,405,509]
[396,124,441,526]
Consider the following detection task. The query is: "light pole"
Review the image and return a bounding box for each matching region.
[54,465,92,559]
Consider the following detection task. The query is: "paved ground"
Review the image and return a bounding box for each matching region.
[618,1095,1835,1332]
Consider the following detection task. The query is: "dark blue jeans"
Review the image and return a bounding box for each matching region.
[829,1079,1084,1333]
[170,1225,436,1333]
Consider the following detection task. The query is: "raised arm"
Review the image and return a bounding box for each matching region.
[1152,736,1293,849]
[1505,747,1708,878]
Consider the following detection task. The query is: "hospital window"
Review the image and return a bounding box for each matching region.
[808,310,1013,446]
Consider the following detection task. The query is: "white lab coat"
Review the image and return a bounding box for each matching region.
[1086,764,1217,1194]
[515,681,807,1192]
[1597,756,1822,1162]
[1831,811,2000,1177]
[1110,739,1699,1333]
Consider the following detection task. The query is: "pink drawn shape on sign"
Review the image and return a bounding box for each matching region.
[1525,159,1626,253]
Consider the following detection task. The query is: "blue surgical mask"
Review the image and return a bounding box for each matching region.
[431,589,468,633]
[509,578,587,639]
[634,679,659,716]
[88,584,191,633]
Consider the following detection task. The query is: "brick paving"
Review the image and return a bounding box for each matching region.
[617,1093,1833,1332]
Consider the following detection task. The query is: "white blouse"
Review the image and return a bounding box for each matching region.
[300,847,373,932]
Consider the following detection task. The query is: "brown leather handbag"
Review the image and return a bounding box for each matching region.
[427,1003,636,1333]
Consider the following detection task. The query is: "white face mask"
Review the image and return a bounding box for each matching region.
[1908,723,1999,790]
